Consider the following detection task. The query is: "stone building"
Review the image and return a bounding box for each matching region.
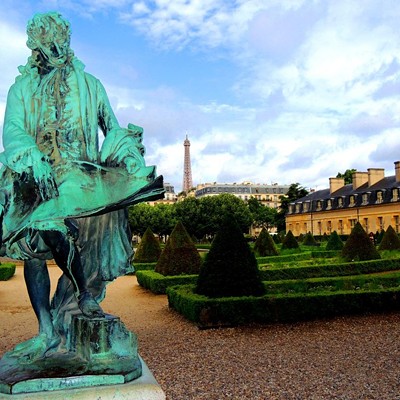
[286,162,400,236]
[195,182,290,209]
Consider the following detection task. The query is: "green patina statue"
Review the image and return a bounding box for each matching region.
[0,12,164,393]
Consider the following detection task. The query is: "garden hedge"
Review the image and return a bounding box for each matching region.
[167,278,400,328]
[0,263,16,280]
[133,262,157,272]
[136,270,198,294]
[259,258,400,281]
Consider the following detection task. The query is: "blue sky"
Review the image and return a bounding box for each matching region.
[1,0,400,193]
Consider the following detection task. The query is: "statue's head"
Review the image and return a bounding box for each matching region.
[27,12,72,68]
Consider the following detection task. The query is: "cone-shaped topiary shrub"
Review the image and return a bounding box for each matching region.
[341,222,380,261]
[302,231,319,246]
[376,229,385,245]
[326,230,344,251]
[378,225,400,251]
[134,227,162,263]
[253,228,279,257]
[155,221,201,276]
[281,230,299,250]
[196,217,265,298]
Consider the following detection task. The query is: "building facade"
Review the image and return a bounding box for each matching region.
[286,162,400,236]
[147,182,177,205]
[195,182,290,209]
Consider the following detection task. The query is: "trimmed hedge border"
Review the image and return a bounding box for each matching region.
[136,270,198,294]
[133,262,157,272]
[259,258,400,281]
[0,263,16,281]
[167,282,400,328]
[256,252,312,264]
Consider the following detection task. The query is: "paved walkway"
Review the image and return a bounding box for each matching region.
[1,266,400,399]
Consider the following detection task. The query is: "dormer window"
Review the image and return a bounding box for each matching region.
[316,200,322,211]
[362,193,369,205]
[338,197,343,208]
[296,203,301,213]
[303,202,309,212]
[376,191,383,204]
[393,188,399,202]
[326,199,332,210]
[349,195,355,207]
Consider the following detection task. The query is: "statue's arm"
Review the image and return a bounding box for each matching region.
[96,80,146,172]
[0,83,58,200]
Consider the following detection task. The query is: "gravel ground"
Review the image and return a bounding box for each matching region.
[1,266,400,399]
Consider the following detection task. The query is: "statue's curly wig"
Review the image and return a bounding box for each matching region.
[26,12,71,50]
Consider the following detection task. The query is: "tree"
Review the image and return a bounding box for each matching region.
[302,231,319,247]
[174,197,202,239]
[155,221,202,276]
[196,216,265,298]
[281,230,299,250]
[198,194,253,238]
[341,222,380,261]
[378,225,400,251]
[133,227,162,263]
[253,228,279,256]
[336,169,356,184]
[326,231,344,251]
[248,197,278,231]
[276,183,309,232]
[128,203,156,236]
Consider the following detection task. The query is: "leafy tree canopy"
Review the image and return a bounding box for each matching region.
[336,169,357,184]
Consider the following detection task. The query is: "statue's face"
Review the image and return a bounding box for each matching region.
[37,24,70,67]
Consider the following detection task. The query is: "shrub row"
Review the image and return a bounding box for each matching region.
[0,263,16,280]
[167,282,400,328]
[136,270,198,294]
[259,258,400,281]
[256,252,312,265]
[264,272,400,294]
[133,262,157,272]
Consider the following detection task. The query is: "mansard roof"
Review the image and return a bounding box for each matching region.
[288,175,400,215]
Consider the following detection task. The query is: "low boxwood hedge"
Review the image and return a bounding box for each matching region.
[133,262,157,272]
[0,263,16,280]
[167,280,400,328]
[136,270,198,294]
[259,258,400,281]
[256,252,312,264]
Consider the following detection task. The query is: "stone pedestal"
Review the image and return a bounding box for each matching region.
[0,314,147,395]
[0,356,165,399]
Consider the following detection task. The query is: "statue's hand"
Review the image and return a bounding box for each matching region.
[32,159,59,201]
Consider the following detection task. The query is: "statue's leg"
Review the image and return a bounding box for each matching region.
[40,230,104,318]
[3,258,62,359]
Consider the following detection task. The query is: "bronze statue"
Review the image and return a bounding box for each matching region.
[0,12,164,392]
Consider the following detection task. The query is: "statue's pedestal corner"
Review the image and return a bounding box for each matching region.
[0,356,165,399]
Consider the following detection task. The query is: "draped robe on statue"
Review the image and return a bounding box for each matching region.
[0,57,164,340]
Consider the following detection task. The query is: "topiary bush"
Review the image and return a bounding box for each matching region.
[253,228,279,257]
[302,231,319,247]
[378,225,400,251]
[196,217,265,298]
[281,230,299,250]
[0,263,16,280]
[326,231,344,251]
[155,221,202,276]
[134,227,162,263]
[341,222,380,262]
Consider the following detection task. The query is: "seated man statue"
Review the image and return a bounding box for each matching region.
[0,12,163,361]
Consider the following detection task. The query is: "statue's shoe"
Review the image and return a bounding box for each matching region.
[78,291,105,318]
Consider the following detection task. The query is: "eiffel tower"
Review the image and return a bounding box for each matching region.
[182,135,193,193]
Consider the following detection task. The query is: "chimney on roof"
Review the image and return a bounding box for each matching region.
[329,177,345,195]
[368,168,385,187]
[395,161,400,182]
[352,172,368,190]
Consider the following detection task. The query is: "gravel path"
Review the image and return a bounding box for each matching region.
[1,266,400,399]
